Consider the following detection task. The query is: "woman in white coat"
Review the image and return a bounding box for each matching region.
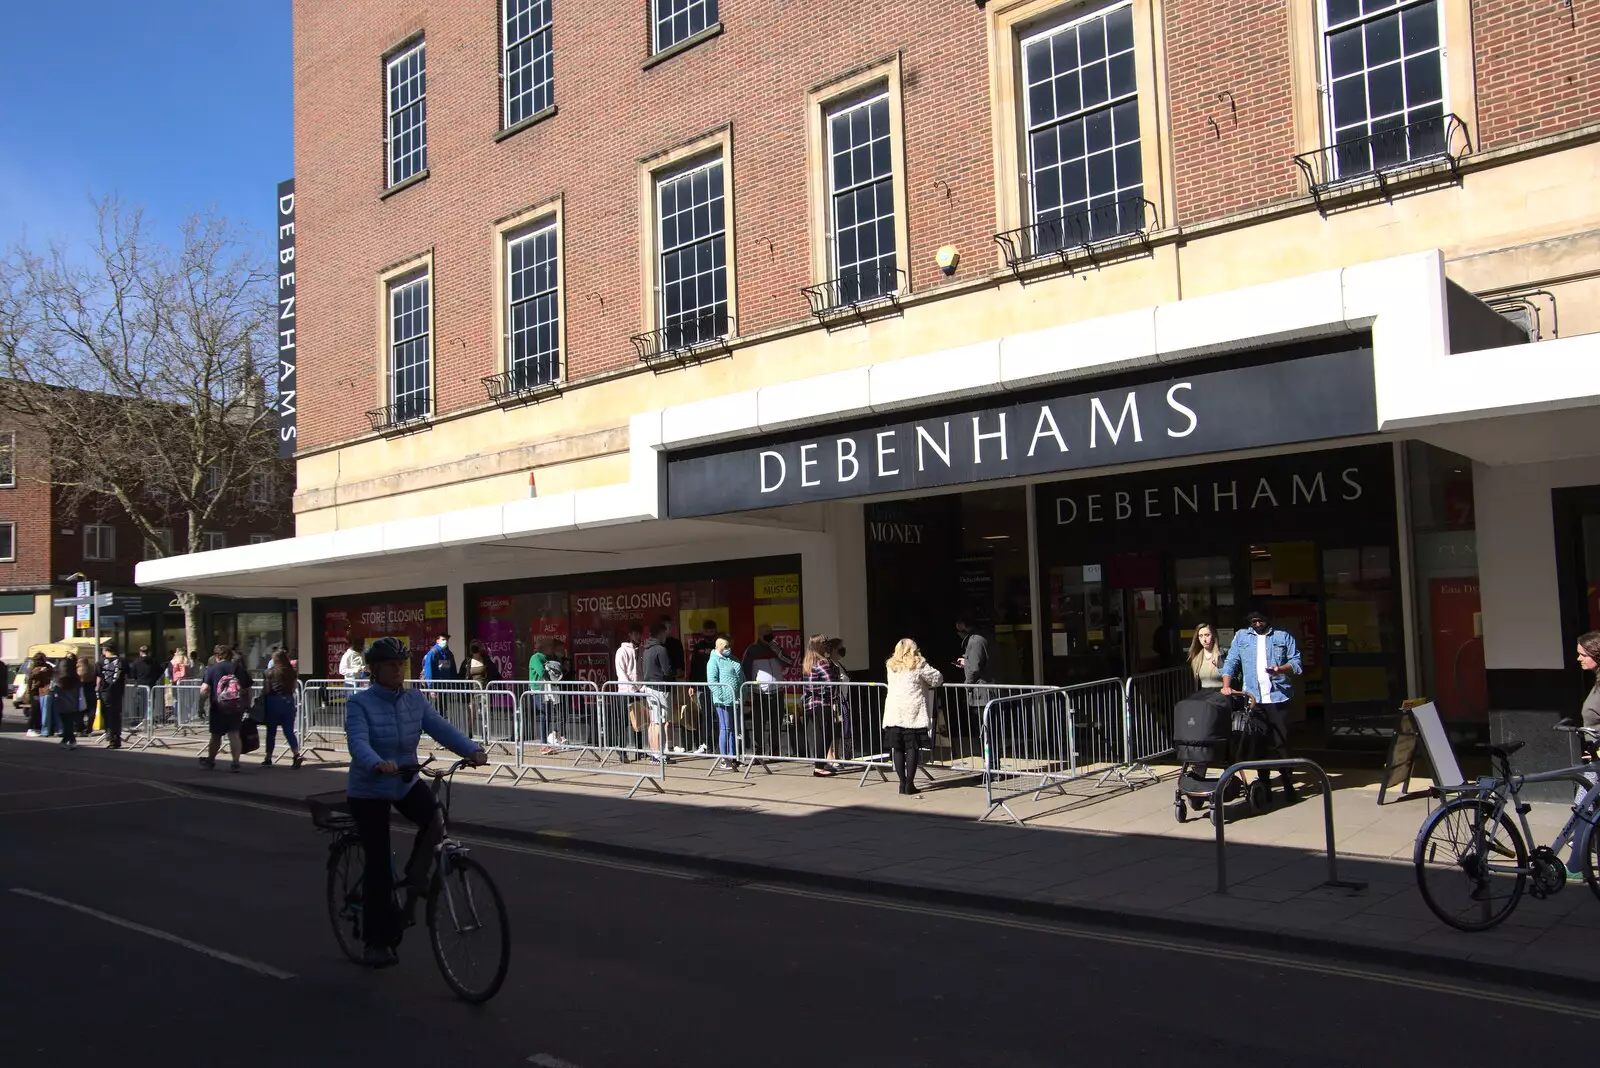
[882,638,944,796]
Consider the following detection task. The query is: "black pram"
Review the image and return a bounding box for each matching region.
[1171,690,1272,823]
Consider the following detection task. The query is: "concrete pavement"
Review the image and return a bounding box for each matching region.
[3,754,1598,1066]
[4,729,1600,995]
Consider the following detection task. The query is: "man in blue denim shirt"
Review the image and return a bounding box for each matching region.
[1221,609,1301,802]
[346,637,486,968]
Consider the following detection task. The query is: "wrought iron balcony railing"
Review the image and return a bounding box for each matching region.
[366,399,432,434]
[1292,113,1470,213]
[482,365,562,406]
[629,309,733,368]
[993,195,1156,277]
[801,264,907,321]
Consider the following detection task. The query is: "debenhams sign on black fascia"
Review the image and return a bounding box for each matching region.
[665,348,1377,518]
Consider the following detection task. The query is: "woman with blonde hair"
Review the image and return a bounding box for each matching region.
[801,633,843,776]
[883,638,944,795]
[1188,623,1224,690]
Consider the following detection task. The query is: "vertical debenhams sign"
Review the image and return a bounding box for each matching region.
[664,347,1377,518]
[276,178,297,459]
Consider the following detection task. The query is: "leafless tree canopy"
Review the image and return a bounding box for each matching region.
[0,198,288,649]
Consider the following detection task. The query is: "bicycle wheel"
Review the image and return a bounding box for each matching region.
[1415,797,1527,931]
[1582,808,1600,904]
[427,851,510,1003]
[326,835,367,964]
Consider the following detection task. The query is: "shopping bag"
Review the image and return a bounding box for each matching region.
[239,717,261,754]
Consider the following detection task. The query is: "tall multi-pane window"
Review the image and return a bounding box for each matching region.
[503,0,552,127]
[827,93,897,305]
[506,223,561,388]
[202,532,228,552]
[85,524,115,562]
[1021,3,1142,253]
[1323,0,1444,177]
[0,432,14,488]
[656,159,728,349]
[0,523,13,562]
[389,274,432,421]
[653,0,717,53]
[386,42,427,187]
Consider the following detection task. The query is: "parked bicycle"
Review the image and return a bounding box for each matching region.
[1414,720,1600,931]
[309,756,511,1002]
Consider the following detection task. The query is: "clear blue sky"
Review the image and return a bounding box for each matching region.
[0,1,291,258]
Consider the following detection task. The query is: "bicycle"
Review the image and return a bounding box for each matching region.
[1414,720,1600,931]
[309,756,511,1002]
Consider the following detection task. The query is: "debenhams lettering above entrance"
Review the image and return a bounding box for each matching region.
[665,348,1377,518]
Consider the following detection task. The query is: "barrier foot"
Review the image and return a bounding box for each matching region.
[979,800,1023,825]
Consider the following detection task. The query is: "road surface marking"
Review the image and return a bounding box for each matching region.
[528,1055,585,1067]
[155,783,699,880]
[0,794,180,815]
[9,888,295,980]
[749,883,1600,1020]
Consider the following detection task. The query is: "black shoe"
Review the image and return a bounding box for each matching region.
[362,945,398,969]
[897,781,908,795]
[905,783,920,796]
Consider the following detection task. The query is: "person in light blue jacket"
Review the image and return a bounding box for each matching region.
[1221,609,1302,802]
[705,638,744,771]
[346,637,485,969]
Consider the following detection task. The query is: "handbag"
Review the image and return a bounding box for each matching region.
[238,716,261,754]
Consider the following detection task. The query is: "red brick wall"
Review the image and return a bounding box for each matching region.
[0,426,56,591]
[1474,0,1600,150]
[1165,0,1298,225]
[293,0,995,449]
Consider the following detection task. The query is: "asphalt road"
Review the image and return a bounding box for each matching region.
[2,755,1597,1067]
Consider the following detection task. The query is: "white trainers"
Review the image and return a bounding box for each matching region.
[694,744,709,755]
[25,729,39,737]
[546,732,559,745]
[64,741,77,750]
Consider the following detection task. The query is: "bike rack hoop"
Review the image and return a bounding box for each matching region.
[1210,757,1369,896]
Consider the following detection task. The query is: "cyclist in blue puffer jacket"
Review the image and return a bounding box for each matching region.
[345,637,486,969]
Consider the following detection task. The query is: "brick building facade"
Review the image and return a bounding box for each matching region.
[148,0,1600,760]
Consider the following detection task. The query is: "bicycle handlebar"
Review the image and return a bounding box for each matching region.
[388,755,476,779]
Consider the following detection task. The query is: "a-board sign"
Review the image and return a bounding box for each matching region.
[1378,701,1466,804]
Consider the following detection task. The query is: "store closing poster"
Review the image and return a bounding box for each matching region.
[570,585,675,686]
[752,573,802,675]
[323,598,446,678]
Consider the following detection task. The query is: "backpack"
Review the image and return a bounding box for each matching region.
[544,658,566,684]
[216,670,244,709]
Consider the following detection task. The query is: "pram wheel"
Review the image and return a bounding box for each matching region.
[1246,779,1271,815]
[1174,798,1188,824]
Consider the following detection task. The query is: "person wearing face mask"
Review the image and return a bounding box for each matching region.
[420,633,457,683]
[705,637,744,771]
[1221,609,1302,802]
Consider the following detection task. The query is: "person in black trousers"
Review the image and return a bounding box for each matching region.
[97,645,128,749]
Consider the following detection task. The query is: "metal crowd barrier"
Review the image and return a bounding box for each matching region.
[929,683,1052,774]
[1122,666,1192,780]
[138,680,208,749]
[502,683,663,797]
[738,679,889,780]
[405,678,481,741]
[107,685,153,748]
[980,677,1128,824]
[299,678,360,757]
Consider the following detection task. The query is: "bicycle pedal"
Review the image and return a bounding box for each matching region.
[1517,804,1533,815]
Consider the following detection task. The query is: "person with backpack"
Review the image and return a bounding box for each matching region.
[199,644,252,772]
[97,644,129,749]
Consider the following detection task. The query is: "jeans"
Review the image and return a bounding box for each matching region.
[39,694,55,736]
[264,694,299,757]
[716,704,736,758]
[56,696,77,745]
[347,782,442,949]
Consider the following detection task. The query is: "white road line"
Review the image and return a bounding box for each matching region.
[748,883,1600,1020]
[0,794,180,816]
[9,888,295,980]
[528,1055,586,1067]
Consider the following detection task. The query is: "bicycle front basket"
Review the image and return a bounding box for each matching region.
[307,790,354,830]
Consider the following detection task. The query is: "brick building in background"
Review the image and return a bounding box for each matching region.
[145,0,1600,762]
[0,415,295,668]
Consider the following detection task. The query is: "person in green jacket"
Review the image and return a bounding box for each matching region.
[527,639,552,750]
[705,637,744,771]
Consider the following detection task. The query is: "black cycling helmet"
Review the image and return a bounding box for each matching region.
[363,637,410,664]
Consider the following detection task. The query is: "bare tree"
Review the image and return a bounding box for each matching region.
[0,198,284,654]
